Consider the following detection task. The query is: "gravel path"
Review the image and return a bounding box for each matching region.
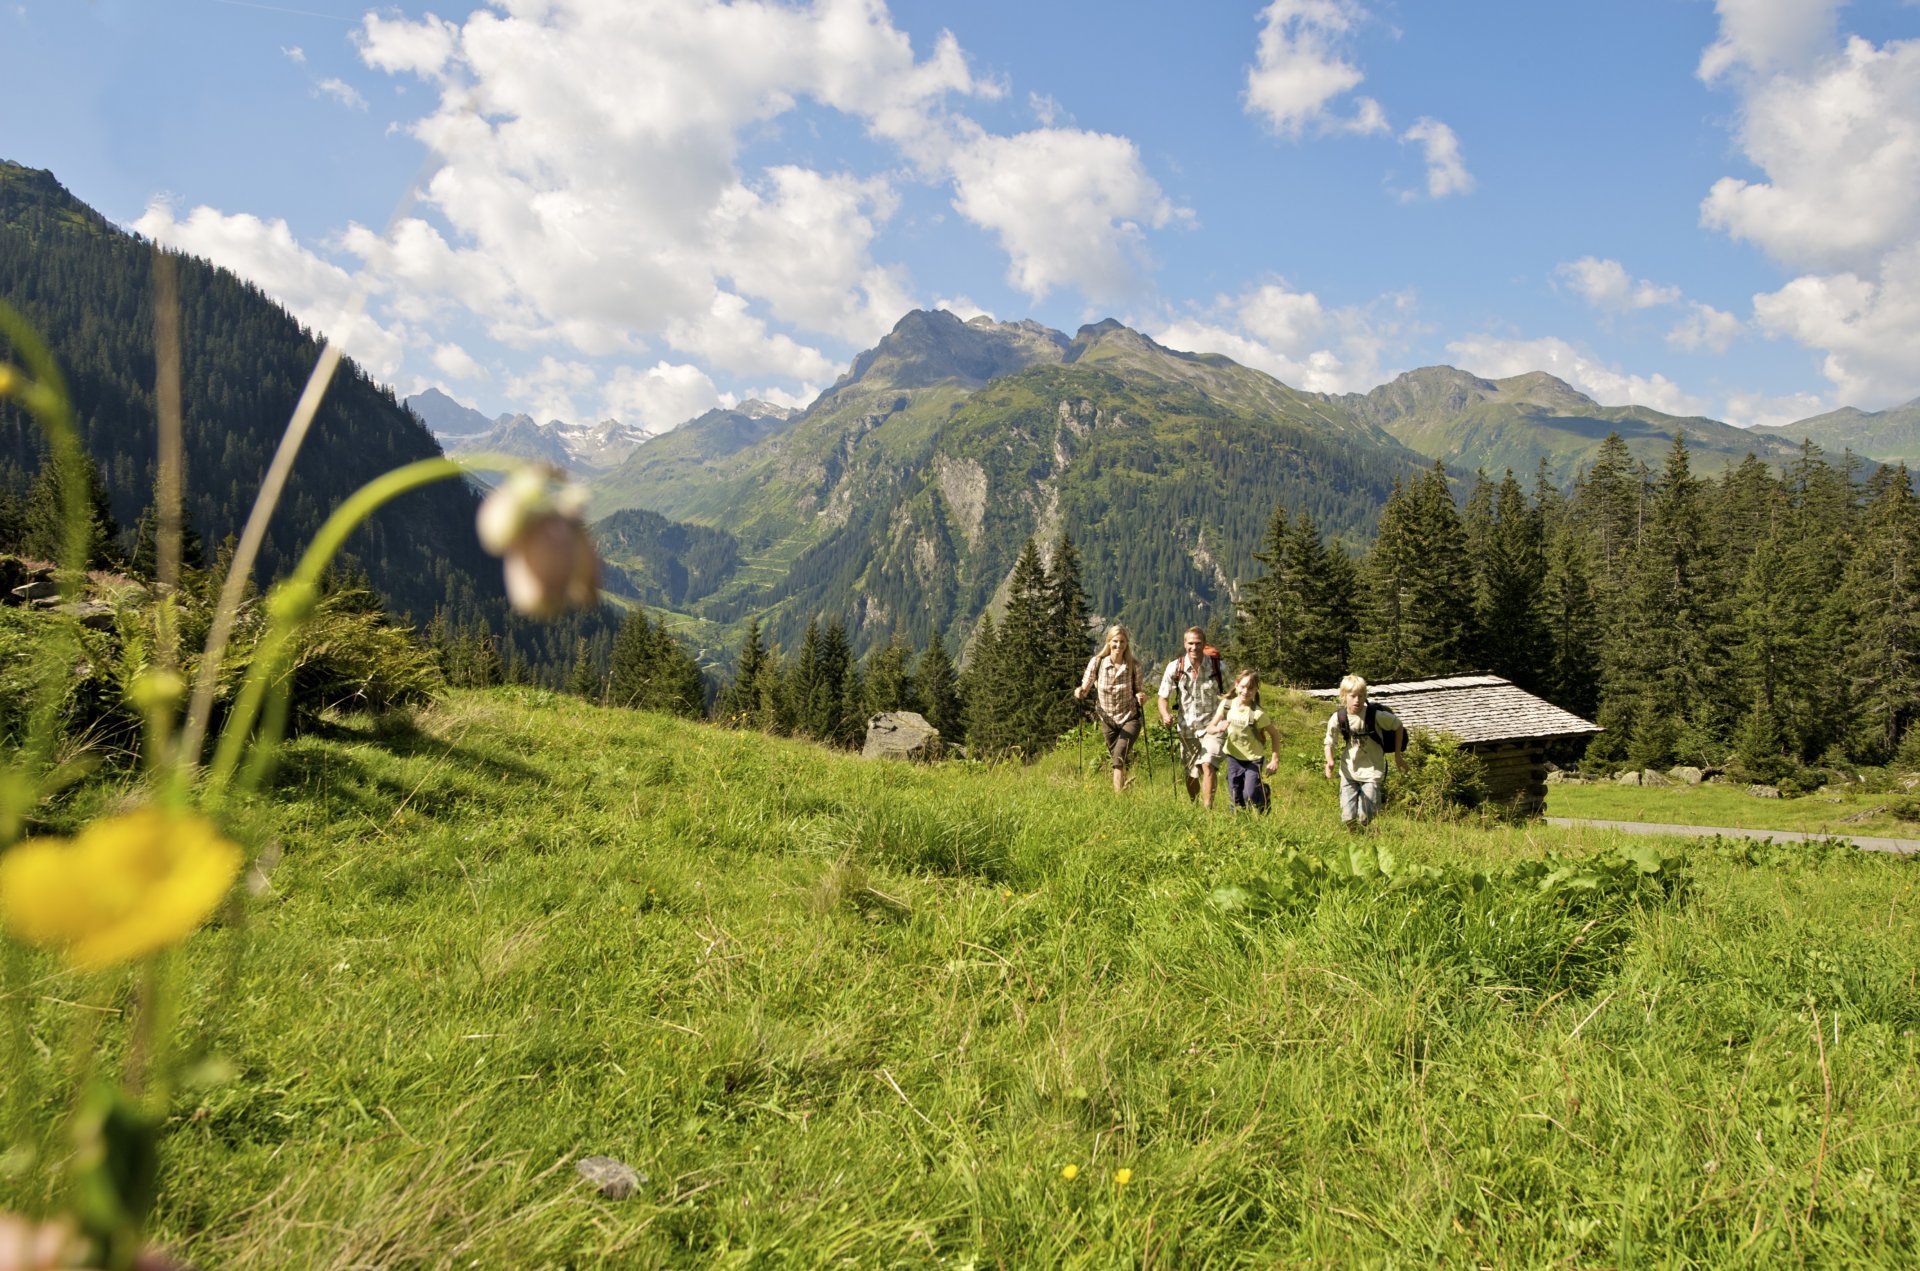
[1545,817,1920,856]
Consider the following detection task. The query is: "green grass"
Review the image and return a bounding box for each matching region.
[1549,778,1920,839]
[4,690,1917,1266]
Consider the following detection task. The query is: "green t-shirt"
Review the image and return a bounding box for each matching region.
[1221,702,1269,762]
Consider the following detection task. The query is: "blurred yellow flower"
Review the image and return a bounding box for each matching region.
[1114,1168,1132,1185]
[0,808,242,970]
[1059,1164,1078,1180]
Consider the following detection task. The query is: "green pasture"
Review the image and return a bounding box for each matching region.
[1549,777,1920,840]
[3,690,1916,1267]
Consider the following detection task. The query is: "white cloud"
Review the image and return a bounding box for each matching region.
[933,296,992,321]
[1697,0,1845,83]
[432,342,487,381]
[601,361,725,432]
[1244,0,1387,136]
[734,382,820,412]
[1722,388,1833,431]
[132,200,406,380]
[1446,334,1712,418]
[1556,257,1681,311]
[1400,117,1474,199]
[948,126,1187,303]
[504,356,598,423]
[1153,279,1410,393]
[1666,301,1744,354]
[282,46,306,64]
[316,77,367,111]
[1698,14,1920,405]
[664,292,837,382]
[345,0,1101,394]
[1701,36,1920,272]
[1750,242,1920,405]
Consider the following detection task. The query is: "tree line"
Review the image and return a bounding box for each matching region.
[1230,436,1920,778]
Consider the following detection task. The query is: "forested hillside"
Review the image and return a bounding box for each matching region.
[0,162,615,681]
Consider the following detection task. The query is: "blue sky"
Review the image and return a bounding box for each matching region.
[7,1,1918,431]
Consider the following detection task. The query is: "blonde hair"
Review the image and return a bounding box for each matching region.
[1234,667,1262,706]
[1102,624,1133,660]
[1338,674,1368,701]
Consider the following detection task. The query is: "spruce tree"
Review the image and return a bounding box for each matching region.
[719,618,767,724]
[809,618,853,744]
[862,628,917,715]
[21,446,117,567]
[566,636,600,699]
[916,632,961,741]
[1352,478,1416,680]
[1538,514,1601,719]
[785,618,822,738]
[963,611,1011,757]
[1477,471,1548,690]
[998,537,1057,757]
[1605,434,1724,766]
[1046,533,1092,739]
[1840,464,1920,762]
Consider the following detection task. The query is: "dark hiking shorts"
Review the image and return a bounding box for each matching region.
[1101,716,1141,769]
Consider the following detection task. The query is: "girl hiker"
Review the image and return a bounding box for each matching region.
[1075,623,1146,793]
[1205,668,1282,812]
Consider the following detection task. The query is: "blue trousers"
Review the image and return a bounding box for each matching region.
[1226,756,1268,811]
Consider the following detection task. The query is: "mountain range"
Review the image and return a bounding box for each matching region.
[584,307,1893,661]
[407,386,664,474]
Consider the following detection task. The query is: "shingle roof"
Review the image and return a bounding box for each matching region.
[1304,674,1602,744]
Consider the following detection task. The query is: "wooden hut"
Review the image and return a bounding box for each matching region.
[1307,675,1602,816]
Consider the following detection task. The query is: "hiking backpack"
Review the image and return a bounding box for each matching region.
[1336,701,1402,753]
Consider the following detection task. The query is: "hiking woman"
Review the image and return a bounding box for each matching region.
[1205,668,1282,812]
[1075,623,1146,792]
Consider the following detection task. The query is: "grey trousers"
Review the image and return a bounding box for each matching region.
[1340,775,1384,825]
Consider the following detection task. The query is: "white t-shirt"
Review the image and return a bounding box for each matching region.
[1326,704,1403,781]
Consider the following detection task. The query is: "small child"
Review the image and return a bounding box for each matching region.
[1206,669,1282,812]
[1323,674,1406,829]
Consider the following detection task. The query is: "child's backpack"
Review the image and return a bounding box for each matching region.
[1336,702,1402,754]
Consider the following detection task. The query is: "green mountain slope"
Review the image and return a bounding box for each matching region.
[1341,366,1804,483]
[1753,398,1920,466]
[594,310,1427,659]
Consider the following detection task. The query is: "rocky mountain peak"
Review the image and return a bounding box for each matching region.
[824,308,1069,398]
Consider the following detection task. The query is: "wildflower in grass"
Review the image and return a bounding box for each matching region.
[1060,1164,1078,1180]
[476,466,600,617]
[0,808,242,970]
[1114,1168,1132,1185]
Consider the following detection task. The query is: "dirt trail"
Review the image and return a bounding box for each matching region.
[1545,817,1920,856]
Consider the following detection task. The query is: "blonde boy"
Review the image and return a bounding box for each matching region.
[1323,674,1406,829]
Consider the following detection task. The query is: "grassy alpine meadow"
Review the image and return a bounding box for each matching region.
[6,688,1918,1268]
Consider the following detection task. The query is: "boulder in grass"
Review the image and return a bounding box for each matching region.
[1614,770,1643,786]
[1640,769,1672,787]
[575,1155,644,1200]
[1747,784,1782,799]
[1668,766,1705,786]
[862,711,943,762]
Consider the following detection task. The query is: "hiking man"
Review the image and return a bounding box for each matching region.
[1158,627,1224,808]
